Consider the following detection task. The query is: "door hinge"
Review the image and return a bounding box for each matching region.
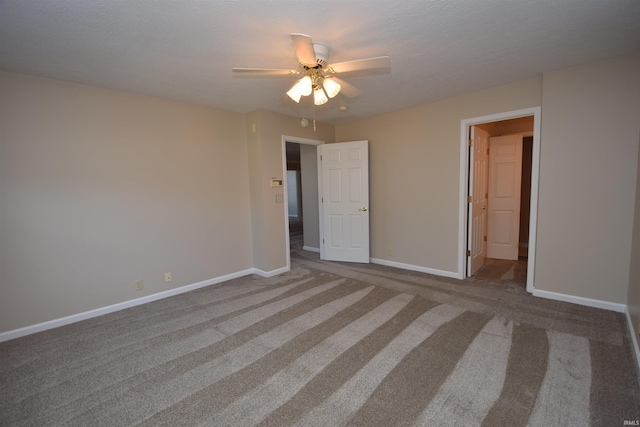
[321,197,324,203]
[485,192,488,199]
[486,148,490,155]
[467,196,472,203]
[323,238,325,244]
[469,139,474,147]
[467,250,471,257]
[484,235,487,242]
[320,155,323,161]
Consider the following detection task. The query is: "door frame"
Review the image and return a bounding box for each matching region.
[458,107,541,293]
[281,135,324,271]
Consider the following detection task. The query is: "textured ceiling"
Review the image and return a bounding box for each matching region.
[1,0,639,124]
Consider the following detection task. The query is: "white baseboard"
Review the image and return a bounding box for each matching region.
[532,288,626,313]
[0,268,257,343]
[303,246,320,253]
[370,258,459,279]
[369,259,627,315]
[625,306,640,378]
[253,266,290,278]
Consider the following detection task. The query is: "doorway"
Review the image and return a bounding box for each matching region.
[281,135,324,271]
[285,143,304,250]
[459,107,541,293]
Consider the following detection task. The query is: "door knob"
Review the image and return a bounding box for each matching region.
[359,207,368,212]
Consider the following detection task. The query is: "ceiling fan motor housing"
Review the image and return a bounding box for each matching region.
[313,44,329,67]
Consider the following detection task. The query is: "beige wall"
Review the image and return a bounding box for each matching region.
[0,72,253,332]
[335,54,640,307]
[536,53,640,303]
[335,78,542,273]
[247,110,334,273]
[245,110,267,269]
[3,53,639,335]
[629,129,640,337]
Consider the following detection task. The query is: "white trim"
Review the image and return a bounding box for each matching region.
[458,122,469,279]
[532,288,626,313]
[459,106,542,295]
[303,246,320,253]
[281,135,325,272]
[252,266,290,278]
[0,268,256,343]
[625,306,640,378]
[370,258,459,279]
[527,111,542,294]
[318,146,325,260]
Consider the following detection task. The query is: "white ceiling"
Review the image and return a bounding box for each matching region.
[1,0,639,124]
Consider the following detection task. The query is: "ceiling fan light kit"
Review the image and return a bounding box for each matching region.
[233,33,391,107]
[288,67,337,105]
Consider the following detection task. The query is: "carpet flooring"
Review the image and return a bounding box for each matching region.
[1,244,639,426]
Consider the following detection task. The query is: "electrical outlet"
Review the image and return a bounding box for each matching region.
[135,280,143,291]
[165,272,172,282]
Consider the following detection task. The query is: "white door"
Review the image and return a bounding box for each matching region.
[467,126,490,276]
[320,140,370,263]
[487,134,523,260]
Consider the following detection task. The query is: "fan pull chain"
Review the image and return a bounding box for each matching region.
[313,103,317,132]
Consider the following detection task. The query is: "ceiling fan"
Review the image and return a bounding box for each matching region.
[232,33,391,106]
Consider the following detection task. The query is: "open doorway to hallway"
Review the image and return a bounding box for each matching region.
[282,135,323,271]
[285,142,304,251]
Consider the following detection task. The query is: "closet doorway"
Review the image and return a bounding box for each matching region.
[459,107,541,293]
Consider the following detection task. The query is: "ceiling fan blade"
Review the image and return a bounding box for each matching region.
[232,68,298,76]
[291,33,317,67]
[331,77,360,98]
[327,56,392,74]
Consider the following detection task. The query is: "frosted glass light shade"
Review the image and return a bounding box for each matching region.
[298,76,312,96]
[323,78,341,98]
[286,85,302,103]
[286,76,313,103]
[313,87,328,105]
